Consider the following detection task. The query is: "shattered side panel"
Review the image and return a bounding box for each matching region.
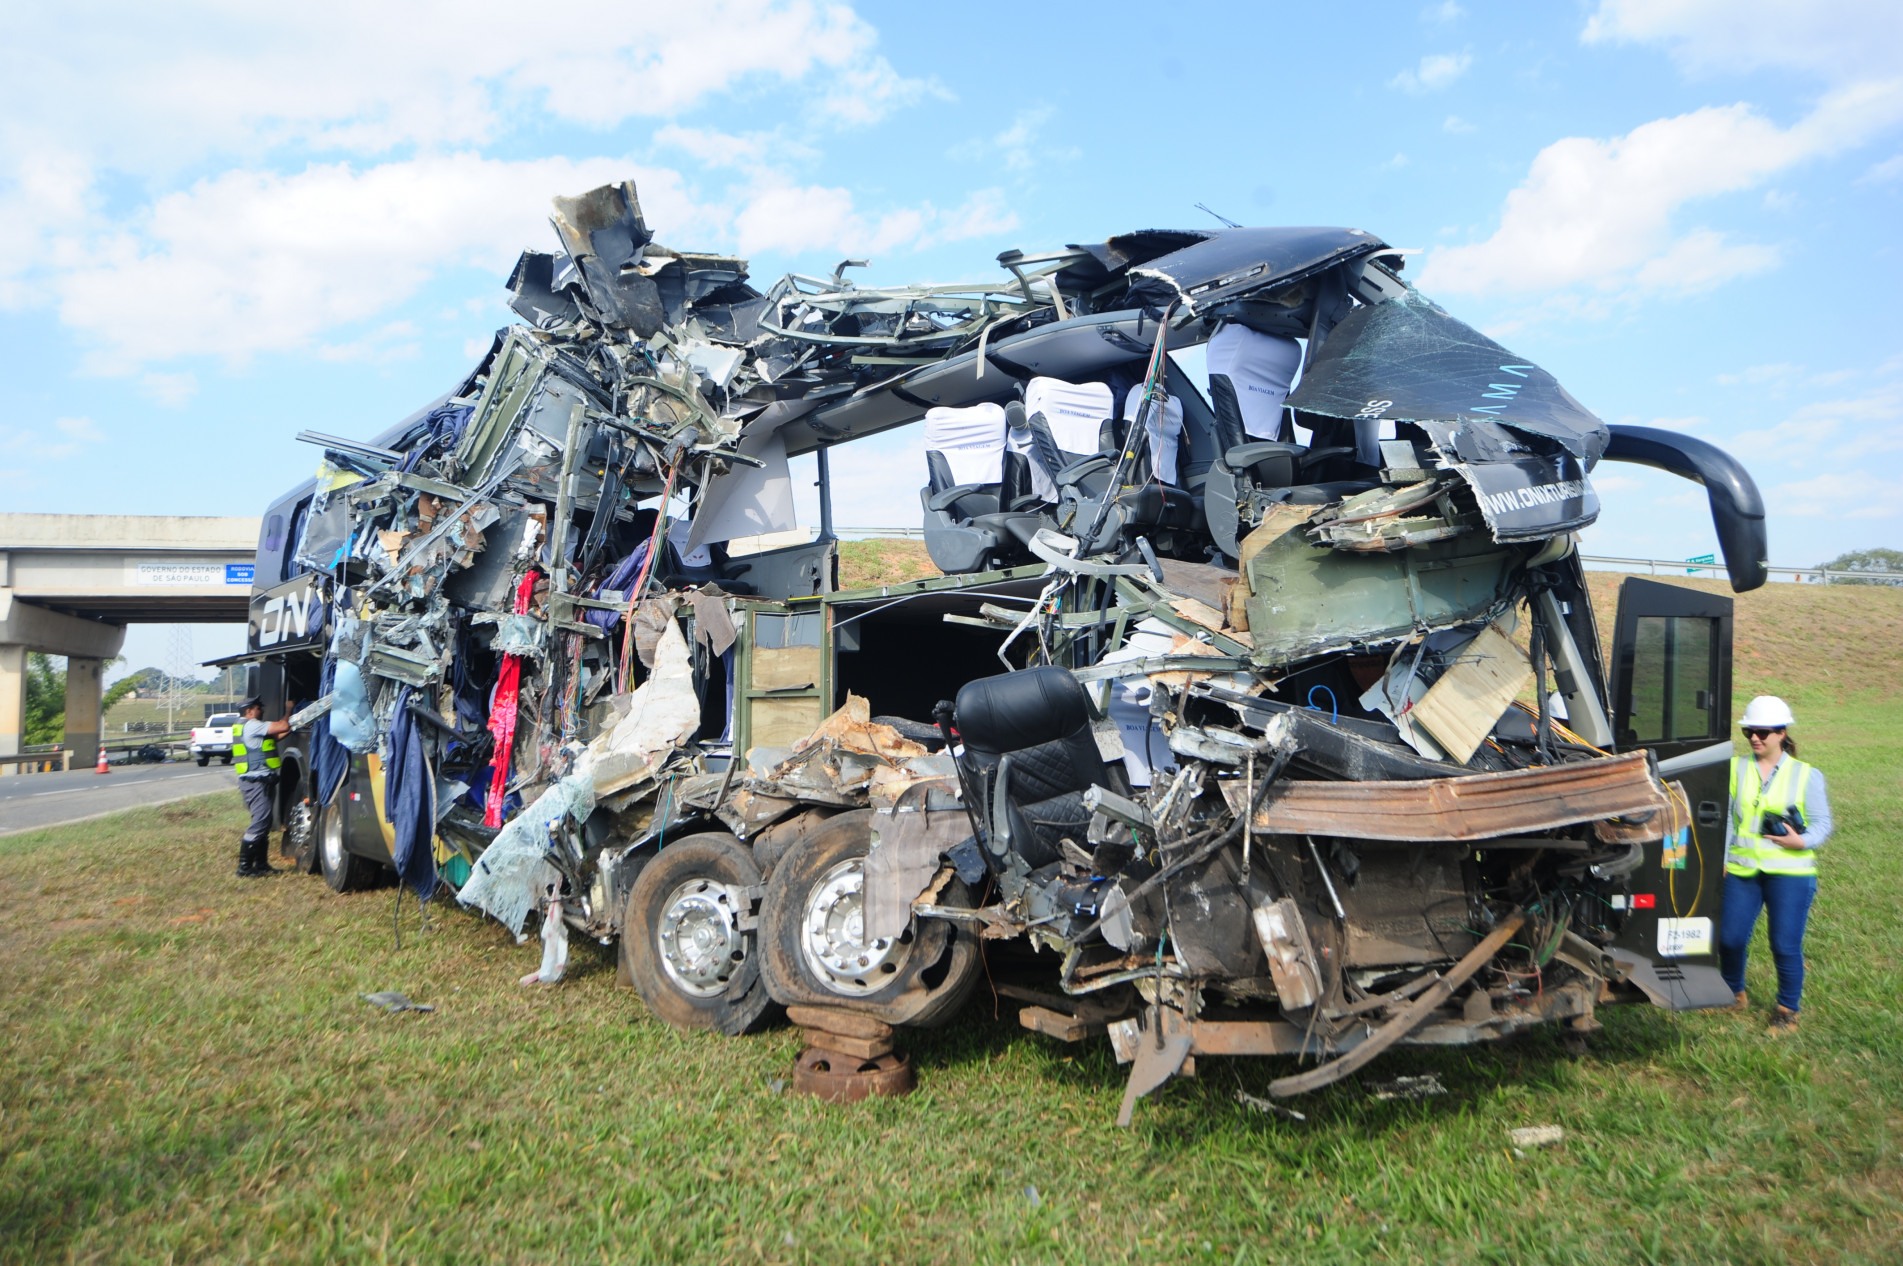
[1240,512,1523,666]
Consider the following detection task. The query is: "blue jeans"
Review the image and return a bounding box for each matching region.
[1719,870,1818,1012]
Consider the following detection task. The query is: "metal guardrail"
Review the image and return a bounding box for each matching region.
[1,750,71,773]
[1578,555,1903,585]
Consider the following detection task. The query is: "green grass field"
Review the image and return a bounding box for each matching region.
[4,577,1899,1264]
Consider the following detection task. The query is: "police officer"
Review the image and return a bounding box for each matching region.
[1719,695,1834,1034]
[233,695,290,877]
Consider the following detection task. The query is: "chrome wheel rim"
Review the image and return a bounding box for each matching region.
[321,802,346,873]
[800,857,913,996]
[656,878,746,998]
[286,800,315,856]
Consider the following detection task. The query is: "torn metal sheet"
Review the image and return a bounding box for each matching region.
[1221,750,1672,842]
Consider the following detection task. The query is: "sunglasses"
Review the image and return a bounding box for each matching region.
[1741,727,1786,739]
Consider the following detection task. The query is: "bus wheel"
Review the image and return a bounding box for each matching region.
[759,810,981,1028]
[623,833,775,1036]
[318,795,376,893]
[283,798,316,869]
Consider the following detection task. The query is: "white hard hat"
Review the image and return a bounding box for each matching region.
[1740,695,1795,729]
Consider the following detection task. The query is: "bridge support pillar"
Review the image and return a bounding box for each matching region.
[0,644,22,775]
[0,595,126,777]
[64,656,104,771]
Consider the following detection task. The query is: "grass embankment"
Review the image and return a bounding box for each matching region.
[3,580,1900,1263]
[836,537,939,590]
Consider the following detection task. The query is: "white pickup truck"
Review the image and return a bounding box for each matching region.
[189,713,242,766]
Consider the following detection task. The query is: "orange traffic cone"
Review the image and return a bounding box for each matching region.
[95,745,111,774]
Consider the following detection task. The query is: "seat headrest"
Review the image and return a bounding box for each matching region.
[1120,385,1186,485]
[923,403,1007,486]
[1206,324,1303,440]
[1025,378,1114,456]
[955,665,1091,754]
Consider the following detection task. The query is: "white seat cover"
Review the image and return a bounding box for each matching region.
[1121,385,1185,486]
[1024,377,1114,457]
[923,403,1007,486]
[1206,323,1302,440]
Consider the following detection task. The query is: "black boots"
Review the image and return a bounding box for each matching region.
[236,835,279,878]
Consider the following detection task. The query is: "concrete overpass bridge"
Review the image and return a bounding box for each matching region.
[0,514,260,772]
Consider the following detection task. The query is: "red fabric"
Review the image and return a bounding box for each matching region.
[483,570,540,828]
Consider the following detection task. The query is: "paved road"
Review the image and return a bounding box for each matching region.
[0,763,237,837]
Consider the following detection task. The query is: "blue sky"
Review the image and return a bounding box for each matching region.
[3,0,1898,675]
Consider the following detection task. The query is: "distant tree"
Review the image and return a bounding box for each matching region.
[23,654,64,745]
[101,675,142,714]
[1820,548,1903,586]
[118,666,168,692]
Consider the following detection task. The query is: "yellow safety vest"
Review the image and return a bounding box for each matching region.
[1727,755,1815,877]
[233,729,281,777]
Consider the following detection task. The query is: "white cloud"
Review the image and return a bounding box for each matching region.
[45,154,701,370]
[1589,473,1644,495]
[0,148,92,308]
[1582,0,1903,81]
[317,321,423,365]
[1770,470,1899,518]
[932,189,1020,244]
[0,2,927,175]
[1715,362,1802,387]
[54,416,103,445]
[951,107,1079,173]
[1630,227,1780,292]
[1860,152,1903,183]
[1443,115,1476,134]
[1724,386,1903,467]
[1418,84,1903,299]
[1423,1,1465,22]
[139,372,199,407]
[0,6,1026,370]
[13,146,1019,371]
[653,125,817,172]
[730,182,1016,258]
[1390,52,1472,94]
[1,414,104,461]
[811,56,947,127]
[1725,413,1843,459]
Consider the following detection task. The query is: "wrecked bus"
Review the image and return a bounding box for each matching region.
[229,181,1768,1120]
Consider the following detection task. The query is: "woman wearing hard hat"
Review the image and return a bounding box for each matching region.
[1718,695,1834,1034]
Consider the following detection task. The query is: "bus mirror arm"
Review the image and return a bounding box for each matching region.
[1601,425,1768,593]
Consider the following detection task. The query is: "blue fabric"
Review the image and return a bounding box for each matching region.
[311,655,351,808]
[448,618,489,732]
[399,403,472,473]
[384,686,438,901]
[1719,870,1817,1012]
[329,660,377,752]
[583,543,648,632]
